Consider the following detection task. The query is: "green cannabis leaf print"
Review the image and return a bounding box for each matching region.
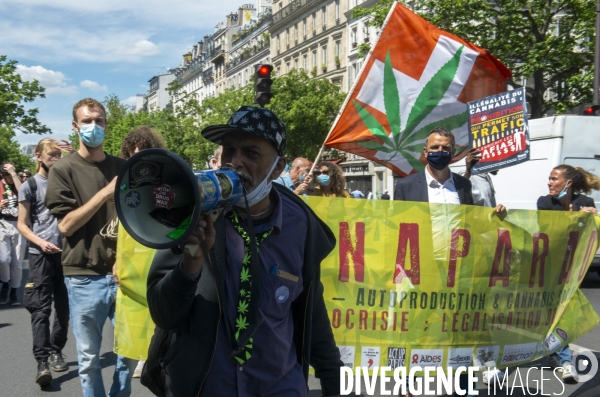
[355,48,468,171]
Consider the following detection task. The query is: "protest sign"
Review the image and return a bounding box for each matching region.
[468,88,530,175]
[307,197,599,370]
[114,198,600,369]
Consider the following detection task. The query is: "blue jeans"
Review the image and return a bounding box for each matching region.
[553,345,572,366]
[65,275,136,397]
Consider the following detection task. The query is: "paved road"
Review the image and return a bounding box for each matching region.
[1,263,599,397]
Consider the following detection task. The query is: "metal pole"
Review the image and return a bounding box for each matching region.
[594,0,600,105]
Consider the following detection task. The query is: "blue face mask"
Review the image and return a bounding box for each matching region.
[317,174,330,186]
[553,184,570,200]
[427,151,452,171]
[77,123,105,148]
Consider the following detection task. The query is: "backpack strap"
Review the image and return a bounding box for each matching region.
[27,176,38,226]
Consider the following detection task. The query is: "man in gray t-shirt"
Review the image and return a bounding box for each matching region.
[20,175,62,254]
[17,139,70,386]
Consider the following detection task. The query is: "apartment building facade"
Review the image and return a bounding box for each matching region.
[227,13,272,90]
[146,72,176,111]
[270,0,348,89]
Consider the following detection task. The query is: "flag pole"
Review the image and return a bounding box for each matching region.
[308,1,399,175]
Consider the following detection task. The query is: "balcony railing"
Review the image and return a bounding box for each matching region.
[231,14,272,46]
[225,43,270,72]
[273,0,321,25]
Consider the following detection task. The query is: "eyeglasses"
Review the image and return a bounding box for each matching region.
[313,170,329,176]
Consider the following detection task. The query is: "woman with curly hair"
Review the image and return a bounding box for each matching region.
[119,126,165,159]
[310,161,350,198]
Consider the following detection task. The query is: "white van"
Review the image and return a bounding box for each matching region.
[451,115,600,274]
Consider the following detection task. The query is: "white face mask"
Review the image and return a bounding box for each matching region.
[236,156,280,208]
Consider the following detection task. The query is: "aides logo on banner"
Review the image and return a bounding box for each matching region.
[338,346,356,368]
[501,343,537,365]
[361,347,380,369]
[387,347,406,369]
[410,349,444,368]
[447,348,473,368]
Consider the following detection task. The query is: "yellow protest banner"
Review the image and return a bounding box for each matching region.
[114,197,600,369]
[305,197,600,370]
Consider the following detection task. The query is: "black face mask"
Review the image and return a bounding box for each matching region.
[426,151,452,170]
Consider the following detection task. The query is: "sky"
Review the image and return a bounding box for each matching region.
[1,0,244,148]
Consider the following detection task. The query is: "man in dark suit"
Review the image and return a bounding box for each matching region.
[394,127,505,214]
[393,127,504,397]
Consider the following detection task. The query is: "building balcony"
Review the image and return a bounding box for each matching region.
[231,13,272,46]
[225,43,270,72]
[272,0,325,27]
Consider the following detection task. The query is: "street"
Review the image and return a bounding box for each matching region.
[1,262,599,397]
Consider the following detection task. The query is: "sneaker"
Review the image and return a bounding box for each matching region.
[562,363,577,384]
[49,351,68,372]
[9,288,20,306]
[0,283,8,305]
[36,361,52,386]
[133,360,145,378]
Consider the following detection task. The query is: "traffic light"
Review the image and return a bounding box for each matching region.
[579,103,600,115]
[254,64,273,107]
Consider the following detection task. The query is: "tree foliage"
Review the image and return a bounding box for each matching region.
[352,0,596,118]
[0,126,36,171]
[181,69,346,163]
[0,55,51,134]
[72,69,345,169]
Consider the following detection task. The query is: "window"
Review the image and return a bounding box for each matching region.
[294,58,298,69]
[322,7,327,28]
[312,50,317,68]
[286,62,290,73]
[277,35,280,52]
[335,41,341,57]
[351,28,357,44]
[286,28,290,47]
[312,13,316,34]
[303,18,307,37]
[303,54,307,70]
[322,46,327,67]
[335,0,340,20]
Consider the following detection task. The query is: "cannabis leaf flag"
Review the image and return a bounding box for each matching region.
[324,3,511,177]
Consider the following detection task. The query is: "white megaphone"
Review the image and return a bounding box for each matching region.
[115,148,244,249]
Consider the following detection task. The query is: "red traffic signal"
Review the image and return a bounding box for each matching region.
[579,104,600,115]
[257,65,272,76]
[254,64,273,107]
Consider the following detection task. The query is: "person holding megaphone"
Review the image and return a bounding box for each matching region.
[144,106,345,397]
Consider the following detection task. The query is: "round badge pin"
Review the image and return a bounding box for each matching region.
[275,286,289,304]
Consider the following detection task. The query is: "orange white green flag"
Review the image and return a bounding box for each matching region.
[324,2,512,177]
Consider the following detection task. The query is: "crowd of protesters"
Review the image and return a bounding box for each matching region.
[1,97,599,397]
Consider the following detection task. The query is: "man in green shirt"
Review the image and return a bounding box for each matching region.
[45,98,135,396]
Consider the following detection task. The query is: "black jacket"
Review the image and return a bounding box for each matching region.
[537,194,595,211]
[146,184,342,397]
[393,169,474,204]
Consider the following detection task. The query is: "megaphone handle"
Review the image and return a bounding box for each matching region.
[184,244,200,257]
